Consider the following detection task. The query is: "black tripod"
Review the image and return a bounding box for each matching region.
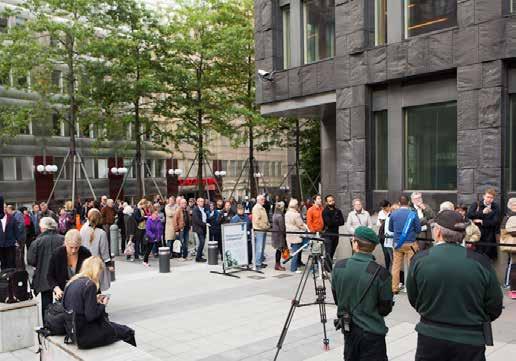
[273,239,333,361]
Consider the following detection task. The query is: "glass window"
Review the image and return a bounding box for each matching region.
[405,102,457,190]
[0,17,8,33]
[17,157,33,180]
[282,5,291,69]
[155,159,165,178]
[1,157,16,181]
[303,0,335,64]
[374,111,388,190]
[97,159,108,179]
[51,70,62,93]
[54,157,66,179]
[405,0,457,38]
[123,159,134,179]
[508,95,516,191]
[375,0,387,46]
[145,159,154,177]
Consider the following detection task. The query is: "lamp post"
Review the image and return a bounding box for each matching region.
[214,170,226,195]
[168,168,183,176]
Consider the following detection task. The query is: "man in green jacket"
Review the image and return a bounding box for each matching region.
[332,226,393,361]
[407,210,504,361]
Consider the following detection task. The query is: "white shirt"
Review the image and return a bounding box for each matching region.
[1,216,6,232]
[414,205,427,232]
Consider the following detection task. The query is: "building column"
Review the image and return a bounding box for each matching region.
[320,108,337,196]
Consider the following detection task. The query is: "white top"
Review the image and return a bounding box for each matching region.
[1,216,6,232]
[383,216,394,248]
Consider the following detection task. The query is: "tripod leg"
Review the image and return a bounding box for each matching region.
[273,256,314,361]
[312,257,330,350]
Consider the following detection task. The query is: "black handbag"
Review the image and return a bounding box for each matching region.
[44,302,67,335]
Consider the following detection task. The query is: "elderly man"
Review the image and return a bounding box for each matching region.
[345,198,373,235]
[252,194,270,269]
[407,210,503,361]
[192,198,208,263]
[40,202,57,222]
[0,205,21,270]
[467,188,501,260]
[27,217,64,321]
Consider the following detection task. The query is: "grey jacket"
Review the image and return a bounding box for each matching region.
[27,230,64,294]
[271,212,286,249]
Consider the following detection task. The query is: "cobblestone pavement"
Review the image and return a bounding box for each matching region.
[2,245,515,361]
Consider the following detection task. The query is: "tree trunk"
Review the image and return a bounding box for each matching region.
[248,125,257,198]
[135,100,143,200]
[295,119,303,202]
[196,84,204,199]
[66,33,78,205]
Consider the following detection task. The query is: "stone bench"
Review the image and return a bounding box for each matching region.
[0,299,39,352]
[40,336,159,361]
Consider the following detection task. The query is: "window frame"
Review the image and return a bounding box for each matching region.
[403,0,458,39]
[302,0,335,65]
[281,5,292,70]
[373,110,388,190]
[403,101,458,191]
[374,0,387,46]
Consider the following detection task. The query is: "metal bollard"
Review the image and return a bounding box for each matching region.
[110,260,116,282]
[158,247,171,273]
[110,224,120,257]
[208,241,218,265]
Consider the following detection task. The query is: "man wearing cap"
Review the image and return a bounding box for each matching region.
[332,226,393,361]
[407,210,503,361]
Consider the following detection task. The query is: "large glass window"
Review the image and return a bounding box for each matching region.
[404,0,457,38]
[282,5,291,69]
[1,157,17,181]
[303,0,335,64]
[405,102,457,190]
[374,111,388,190]
[508,95,516,191]
[97,159,108,179]
[375,0,387,46]
[17,157,33,180]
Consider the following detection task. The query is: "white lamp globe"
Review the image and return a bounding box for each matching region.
[51,165,58,172]
[111,167,118,174]
[220,171,226,176]
[36,165,45,173]
[168,169,174,175]
[215,171,220,177]
[45,165,53,173]
[174,169,183,176]
[117,167,126,174]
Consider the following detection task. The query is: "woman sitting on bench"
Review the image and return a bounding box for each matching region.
[63,256,136,349]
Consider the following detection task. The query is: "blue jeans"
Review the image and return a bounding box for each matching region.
[195,232,206,260]
[291,239,309,272]
[179,229,190,258]
[255,231,267,266]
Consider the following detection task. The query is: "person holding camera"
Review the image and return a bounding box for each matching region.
[467,188,501,260]
[331,226,393,361]
[407,210,503,361]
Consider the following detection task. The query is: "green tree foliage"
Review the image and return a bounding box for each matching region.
[87,0,164,199]
[156,0,240,196]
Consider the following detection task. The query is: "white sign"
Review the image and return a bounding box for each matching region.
[221,222,248,269]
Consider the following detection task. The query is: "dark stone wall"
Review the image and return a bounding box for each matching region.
[256,0,512,210]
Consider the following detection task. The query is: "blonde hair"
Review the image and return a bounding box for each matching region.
[68,256,105,290]
[65,229,82,247]
[64,201,74,211]
[288,198,299,210]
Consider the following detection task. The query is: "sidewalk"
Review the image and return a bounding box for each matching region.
[2,248,515,361]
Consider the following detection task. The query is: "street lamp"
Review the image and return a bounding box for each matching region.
[168,168,183,176]
[280,186,289,191]
[111,167,128,175]
[214,170,226,177]
[254,172,262,178]
[36,164,58,174]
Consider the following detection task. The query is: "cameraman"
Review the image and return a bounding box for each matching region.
[332,226,393,361]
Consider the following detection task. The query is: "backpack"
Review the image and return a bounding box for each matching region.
[44,302,67,335]
[0,268,32,303]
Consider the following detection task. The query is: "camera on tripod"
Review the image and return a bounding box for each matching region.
[309,239,324,256]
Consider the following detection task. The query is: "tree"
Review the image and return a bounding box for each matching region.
[216,0,284,198]
[156,0,239,197]
[86,0,164,200]
[0,0,106,204]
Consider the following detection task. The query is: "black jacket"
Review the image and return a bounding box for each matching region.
[27,230,64,293]
[322,206,345,234]
[192,206,207,235]
[467,201,501,260]
[47,246,92,291]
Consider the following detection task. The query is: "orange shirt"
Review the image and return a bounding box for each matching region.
[306,204,324,232]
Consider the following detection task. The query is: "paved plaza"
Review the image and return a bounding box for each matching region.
[1,245,515,361]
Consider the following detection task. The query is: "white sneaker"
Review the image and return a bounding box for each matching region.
[143,262,150,268]
[295,270,302,274]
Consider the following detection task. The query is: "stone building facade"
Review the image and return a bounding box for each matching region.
[256,0,516,212]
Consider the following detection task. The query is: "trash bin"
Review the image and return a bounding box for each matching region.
[159,247,171,273]
[208,241,218,265]
[110,260,116,282]
[110,224,120,257]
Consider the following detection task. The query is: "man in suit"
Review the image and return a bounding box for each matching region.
[192,198,208,263]
[0,204,21,270]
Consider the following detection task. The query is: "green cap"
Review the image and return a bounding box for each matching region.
[354,226,379,245]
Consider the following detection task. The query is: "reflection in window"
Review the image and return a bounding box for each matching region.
[97,159,108,179]
[17,157,33,180]
[303,0,335,64]
[282,5,291,69]
[375,0,387,46]
[374,111,388,190]
[508,96,516,191]
[0,157,16,181]
[405,0,457,38]
[405,102,457,190]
